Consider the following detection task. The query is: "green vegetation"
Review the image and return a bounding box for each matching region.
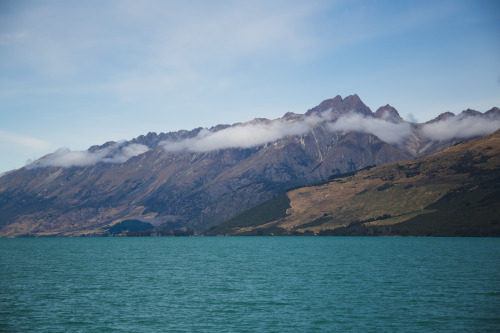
[377,183,394,191]
[391,177,500,236]
[325,165,375,183]
[367,210,437,225]
[328,170,356,181]
[106,219,154,236]
[205,193,291,235]
[297,215,335,229]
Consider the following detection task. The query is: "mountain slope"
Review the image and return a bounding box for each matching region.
[208,129,500,236]
[0,95,498,237]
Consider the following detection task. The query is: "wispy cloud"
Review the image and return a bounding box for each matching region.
[0,1,321,94]
[30,143,149,168]
[0,129,52,150]
[328,113,413,144]
[161,112,332,152]
[421,114,500,141]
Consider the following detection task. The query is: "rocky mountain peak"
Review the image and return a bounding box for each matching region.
[426,112,455,124]
[88,141,117,152]
[209,124,233,132]
[305,94,372,117]
[460,109,482,118]
[342,94,372,116]
[374,105,403,123]
[485,107,500,118]
[305,95,342,115]
[283,111,303,121]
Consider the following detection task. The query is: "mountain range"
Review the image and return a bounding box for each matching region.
[0,94,499,237]
[208,129,500,237]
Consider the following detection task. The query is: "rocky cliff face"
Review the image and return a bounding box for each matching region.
[0,95,498,237]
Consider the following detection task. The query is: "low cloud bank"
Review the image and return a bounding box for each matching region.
[421,115,500,141]
[328,113,413,144]
[29,111,500,168]
[31,143,149,168]
[161,112,332,152]
[329,112,500,143]
[161,111,500,153]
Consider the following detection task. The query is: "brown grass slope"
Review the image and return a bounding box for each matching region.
[212,129,500,236]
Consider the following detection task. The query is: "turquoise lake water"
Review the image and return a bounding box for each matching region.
[1,237,499,332]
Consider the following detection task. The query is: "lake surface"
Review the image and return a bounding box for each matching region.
[1,237,499,332]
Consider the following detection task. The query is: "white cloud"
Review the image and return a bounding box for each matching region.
[327,113,413,144]
[421,115,500,141]
[108,143,150,163]
[31,143,149,168]
[161,112,332,152]
[0,129,52,150]
[160,110,424,152]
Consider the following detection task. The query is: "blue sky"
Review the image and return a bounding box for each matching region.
[1,0,499,173]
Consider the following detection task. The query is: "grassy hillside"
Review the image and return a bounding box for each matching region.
[205,194,290,236]
[208,130,500,236]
